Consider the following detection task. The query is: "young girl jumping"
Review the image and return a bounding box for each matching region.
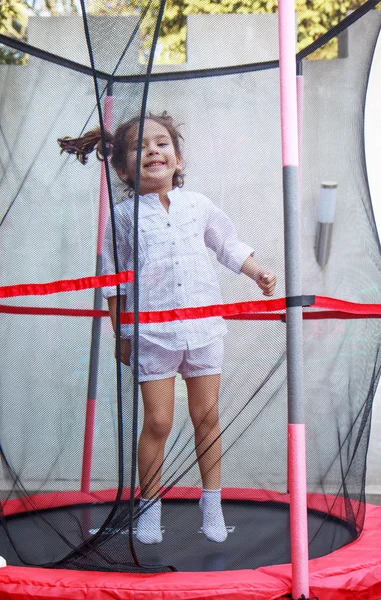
[58,112,276,545]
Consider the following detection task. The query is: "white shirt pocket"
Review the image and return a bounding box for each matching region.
[140,216,169,263]
[176,215,205,255]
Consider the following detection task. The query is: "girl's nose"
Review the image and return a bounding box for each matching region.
[147,144,159,154]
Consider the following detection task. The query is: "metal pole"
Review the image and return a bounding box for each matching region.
[296,61,304,188]
[81,85,113,493]
[278,3,309,598]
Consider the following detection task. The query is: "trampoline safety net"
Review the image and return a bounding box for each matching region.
[0,0,381,575]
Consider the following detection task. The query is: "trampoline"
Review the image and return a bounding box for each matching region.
[1,489,381,597]
[0,489,358,570]
[1,1,381,599]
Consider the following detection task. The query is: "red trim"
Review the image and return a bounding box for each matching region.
[0,271,134,299]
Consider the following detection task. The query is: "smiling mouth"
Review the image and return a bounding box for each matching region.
[145,161,165,168]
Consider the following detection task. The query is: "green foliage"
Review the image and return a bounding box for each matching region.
[295,0,368,59]
[156,0,378,63]
[153,0,379,63]
[0,0,379,64]
[0,1,28,63]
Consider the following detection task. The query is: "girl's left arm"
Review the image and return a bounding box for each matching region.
[204,200,255,274]
[240,255,276,297]
[204,199,276,296]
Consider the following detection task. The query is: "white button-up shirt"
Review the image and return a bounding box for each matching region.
[102,187,253,350]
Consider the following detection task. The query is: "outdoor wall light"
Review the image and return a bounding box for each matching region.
[315,181,338,267]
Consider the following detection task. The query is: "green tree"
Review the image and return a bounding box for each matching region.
[0,0,28,63]
[154,0,378,63]
[295,0,368,58]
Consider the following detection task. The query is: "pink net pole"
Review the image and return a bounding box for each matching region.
[81,90,113,493]
[278,2,310,598]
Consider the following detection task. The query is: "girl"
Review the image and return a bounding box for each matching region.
[58,112,276,545]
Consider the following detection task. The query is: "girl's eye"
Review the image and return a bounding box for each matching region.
[158,143,168,147]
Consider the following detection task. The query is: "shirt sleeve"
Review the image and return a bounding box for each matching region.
[204,198,254,274]
[102,204,131,298]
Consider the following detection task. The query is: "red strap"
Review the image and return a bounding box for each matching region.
[2,276,381,322]
[2,296,381,322]
[0,304,109,318]
[120,299,286,324]
[0,270,134,299]
[314,295,381,315]
[0,299,284,320]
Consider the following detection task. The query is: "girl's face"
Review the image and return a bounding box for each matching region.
[123,119,182,196]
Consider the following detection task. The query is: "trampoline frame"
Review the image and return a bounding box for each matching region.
[1,489,381,599]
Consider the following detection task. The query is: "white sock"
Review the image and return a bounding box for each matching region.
[199,489,227,543]
[136,498,162,544]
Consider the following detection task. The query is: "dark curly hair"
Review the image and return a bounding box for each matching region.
[58,112,185,195]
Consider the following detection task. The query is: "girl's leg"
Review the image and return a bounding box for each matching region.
[186,374,227,542]
[139,377,175,497]
[186,374,222,489]
[136,376,175,544]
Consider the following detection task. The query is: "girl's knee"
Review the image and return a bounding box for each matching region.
[192,407,220,431]
[143,413,173,440]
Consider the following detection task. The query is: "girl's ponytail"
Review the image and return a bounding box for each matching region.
[57,129,113,164]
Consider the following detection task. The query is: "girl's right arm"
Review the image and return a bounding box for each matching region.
[107,294,125,332]
[102,205,133,365]
[108,295,131,365]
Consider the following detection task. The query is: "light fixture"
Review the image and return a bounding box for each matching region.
[315,181,337,267]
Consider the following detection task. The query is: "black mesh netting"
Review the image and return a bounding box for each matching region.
[0,0,381,576]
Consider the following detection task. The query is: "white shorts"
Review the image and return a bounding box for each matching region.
[130,337,224,382]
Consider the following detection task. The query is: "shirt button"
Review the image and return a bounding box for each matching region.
[172,241,176,245]
[175,261,179,265]
[177,283,182,286]
[167,222,171,227]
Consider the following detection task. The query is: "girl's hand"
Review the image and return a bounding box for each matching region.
[115,338,132,365]
[255,270,277,296]
[240,256,276,296]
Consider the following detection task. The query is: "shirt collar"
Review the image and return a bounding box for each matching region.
[139,186,181,208]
